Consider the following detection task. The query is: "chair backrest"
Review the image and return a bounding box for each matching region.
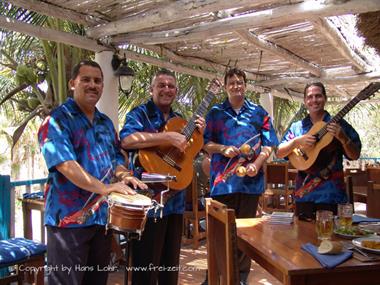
[367,167,380,184]
[367,181,380,218]
[344,168,368,187]
[206,199,239,285]
[345,176,354,205]
[265,162,288,186]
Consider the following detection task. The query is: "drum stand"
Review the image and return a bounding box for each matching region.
[116,174,174,285]
[120,231,140,285]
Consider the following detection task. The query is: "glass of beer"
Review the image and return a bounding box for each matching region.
[337,203,353,230]
[316,210,334,240]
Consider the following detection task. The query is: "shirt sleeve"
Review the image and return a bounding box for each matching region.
[259,108,279,147]
[203,109,216,145]
[341,119,362,159]
[281,122,298,144]
[38,115,76,171]
[119,107,146,140]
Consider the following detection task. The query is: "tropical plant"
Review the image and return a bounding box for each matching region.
[0,3,93,149]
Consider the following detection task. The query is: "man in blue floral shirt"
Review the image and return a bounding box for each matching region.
[120,69,205,285]
[277,82,361,218]
[203,68,278,285]
[38,60,144,285]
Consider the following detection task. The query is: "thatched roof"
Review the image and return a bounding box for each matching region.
[357,11,380,54]
[1,0,380,103]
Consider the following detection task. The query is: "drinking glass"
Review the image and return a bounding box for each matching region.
[315,210,334,240]
[337,203,353,230]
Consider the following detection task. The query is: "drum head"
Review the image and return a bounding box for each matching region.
[109,192,152,207]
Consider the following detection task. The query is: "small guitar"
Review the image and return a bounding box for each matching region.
[289,82,380,171]
[139,79,222,190]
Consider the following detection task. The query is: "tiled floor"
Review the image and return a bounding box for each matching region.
[107,242,281,285]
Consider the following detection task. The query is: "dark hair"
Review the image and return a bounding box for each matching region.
[304,82,326,99]
[224,68,247,86]
[151,68,176,86]
[70,60,103,80]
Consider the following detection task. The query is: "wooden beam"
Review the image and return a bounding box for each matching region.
[312,17,370,72]
[137,44,270,81]
[122,48,219,81]
[0,14,274,97]
[6,0,102,26]
[120,48,271,95]
[235,29,322,77]
[257,71,380,87]
[117,0,380,45]
[329,85,351,98]
[0,15,109,52]
[86,0,277,38]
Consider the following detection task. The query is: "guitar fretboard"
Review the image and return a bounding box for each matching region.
[182,90,215,140]
[315,96,361,139]
[315,82,380,140]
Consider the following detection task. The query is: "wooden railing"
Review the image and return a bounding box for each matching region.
[0,175,46,240]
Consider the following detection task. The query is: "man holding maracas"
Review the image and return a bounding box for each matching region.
[203,68,278,285]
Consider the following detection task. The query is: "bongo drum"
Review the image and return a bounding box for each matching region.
[107,193,152,234]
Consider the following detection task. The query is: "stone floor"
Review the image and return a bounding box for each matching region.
[107,242,281,285]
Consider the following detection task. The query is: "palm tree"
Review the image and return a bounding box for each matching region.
[0,3,93,149]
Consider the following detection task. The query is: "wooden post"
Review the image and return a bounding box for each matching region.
[0,175,11,239]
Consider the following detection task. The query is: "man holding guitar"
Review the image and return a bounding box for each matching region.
[203,68,278,285]
[120,69,206,285]
[276,82,361,219]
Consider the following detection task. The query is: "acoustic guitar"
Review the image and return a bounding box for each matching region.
[138,79,222,190]
[289,82,380,171]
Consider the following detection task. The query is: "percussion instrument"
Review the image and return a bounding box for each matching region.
[107,192,153,234]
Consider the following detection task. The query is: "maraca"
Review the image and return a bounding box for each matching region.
[240,144,251,155]
[236,166,247,177]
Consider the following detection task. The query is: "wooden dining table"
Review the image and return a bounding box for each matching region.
[236,217,380,285]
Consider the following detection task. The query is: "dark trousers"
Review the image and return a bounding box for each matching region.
[46,225,112,285]
[131,214,183,285]
[295,202,338,220]
[213,193,260,283]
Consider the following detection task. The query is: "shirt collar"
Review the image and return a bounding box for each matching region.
[146,99,177,119]
[302,111,331,127]
[222,98,249,111]
[65,97,102,121]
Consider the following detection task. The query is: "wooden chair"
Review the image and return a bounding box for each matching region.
[0,238,46,285]
[262,162,293,213]
[366,181,380,218]
[183,169,207,249]
[344,168,368,203]
[367,167,380,183]
[206,199,239,285]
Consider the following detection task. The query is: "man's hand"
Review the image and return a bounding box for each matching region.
[121,176,148,190]
[105,182,136,196]
[221,145,240,158]
[296,134,316,149]
[194,115,206,133]
[246,163,258,177]
[327,122,348,144]
[166,132,187,152]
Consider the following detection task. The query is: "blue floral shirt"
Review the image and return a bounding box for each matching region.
[38,98,125,228]
[204,99,278,196]
[281,112,361,204]
[119,99,185,216]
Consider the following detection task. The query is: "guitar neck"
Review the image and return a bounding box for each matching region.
[315,91,365,140]
[182,90,215,140]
